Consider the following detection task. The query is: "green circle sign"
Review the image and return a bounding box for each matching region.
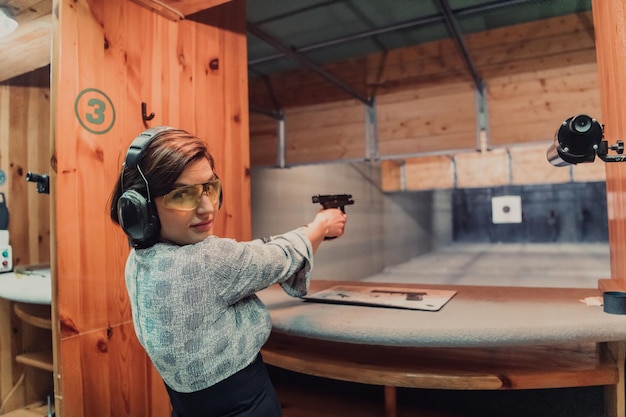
[74,88,116,134]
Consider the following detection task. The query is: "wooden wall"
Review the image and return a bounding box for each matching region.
[51,0,249,416]
[0,66,52,414]
[0,67,51,267]
[249,12,603,191]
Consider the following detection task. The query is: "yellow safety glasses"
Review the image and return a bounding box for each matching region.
[162,178,221,210]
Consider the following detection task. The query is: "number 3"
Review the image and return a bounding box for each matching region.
[86,98,106,125]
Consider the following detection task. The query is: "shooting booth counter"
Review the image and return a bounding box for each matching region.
[259,280,626,417]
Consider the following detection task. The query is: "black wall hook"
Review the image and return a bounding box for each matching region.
[142,102,155,122]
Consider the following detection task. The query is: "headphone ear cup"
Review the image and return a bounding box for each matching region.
[118,189,160,243]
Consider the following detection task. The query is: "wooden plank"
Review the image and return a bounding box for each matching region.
[263,332,503,390]
[602,341,626,417]
[380,143,605,191]
[489,74,601,146]
[383,386,396,417]
[0,297,21,413]
[15,350,53,372]
[284,101,366,164]
[508,145,572,185]
[592,0,626,283]
[380,160,401,192]
[467,12,594,51]
[0,1,52,83]
[263,331,617,391]
[380,144,604,191]
[572,158,606,183]
[403,156,454,191]
[487,62,598,99]
[454,149,510,189]
[470,29,595,72]
[131,0,232,19]
[378,128,475,156]
[58,324,154,417]
[2,402,51,417]
[366,38,467,87]
[249,113,280,166]
[365,12,595,88]
[377,83,476,156]
[14,304,51,330]
[598,278,626,293]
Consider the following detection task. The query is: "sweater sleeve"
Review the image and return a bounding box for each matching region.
[272,228,313,297]
[198,228,313,305]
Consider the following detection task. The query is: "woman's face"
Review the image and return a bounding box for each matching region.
[154,158,219,245]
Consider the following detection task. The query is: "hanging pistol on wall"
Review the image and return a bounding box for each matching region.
[26,172,50,194]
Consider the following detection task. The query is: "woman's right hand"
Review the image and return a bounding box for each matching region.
[303,208,348,252]
[312,208,347,239]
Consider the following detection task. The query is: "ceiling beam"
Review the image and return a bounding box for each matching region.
[437,0,483,92]
[249,104,282,120]
[247,22,373,106]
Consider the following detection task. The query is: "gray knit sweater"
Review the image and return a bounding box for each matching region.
[124,229,312,393]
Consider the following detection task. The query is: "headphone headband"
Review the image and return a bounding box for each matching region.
[125,126,174,169]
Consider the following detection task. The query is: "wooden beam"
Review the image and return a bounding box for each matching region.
[592,1,626,281]
[130,0,232,20]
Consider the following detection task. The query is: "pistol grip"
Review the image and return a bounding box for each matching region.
[322,204,345,213]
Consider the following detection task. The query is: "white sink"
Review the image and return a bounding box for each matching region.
[0,265,51,305]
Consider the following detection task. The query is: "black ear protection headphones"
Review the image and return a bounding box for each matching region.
[117,126,224,248]
[117,126,172,247]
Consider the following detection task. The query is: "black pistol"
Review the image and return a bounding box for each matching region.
[312,194,354,240]
[26,172,50,195]
[312,194,354,213]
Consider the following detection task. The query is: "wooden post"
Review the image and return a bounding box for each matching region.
[592,1,626,284]
[592,4,626,417]
[383,385,397,417]
[601,341,626,417]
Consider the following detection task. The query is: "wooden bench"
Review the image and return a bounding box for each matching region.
[259,280,626,417]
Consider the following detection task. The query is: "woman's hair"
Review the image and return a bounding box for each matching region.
[109,128,215,226]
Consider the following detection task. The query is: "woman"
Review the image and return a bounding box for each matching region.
[109,127,347,417]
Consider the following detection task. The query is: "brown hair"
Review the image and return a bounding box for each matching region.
[109,128,215,226]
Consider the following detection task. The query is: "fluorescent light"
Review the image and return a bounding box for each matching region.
[0,7,18,39]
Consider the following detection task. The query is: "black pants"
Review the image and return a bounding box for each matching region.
[166,354,283,417]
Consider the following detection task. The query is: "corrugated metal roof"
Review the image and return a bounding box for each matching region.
[247,0,592,78]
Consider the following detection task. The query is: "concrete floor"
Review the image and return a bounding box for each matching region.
[359,243,611,288]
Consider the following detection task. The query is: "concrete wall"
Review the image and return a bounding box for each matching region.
[251,162,452,280]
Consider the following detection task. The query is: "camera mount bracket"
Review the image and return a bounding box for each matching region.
[597,139,626,162]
